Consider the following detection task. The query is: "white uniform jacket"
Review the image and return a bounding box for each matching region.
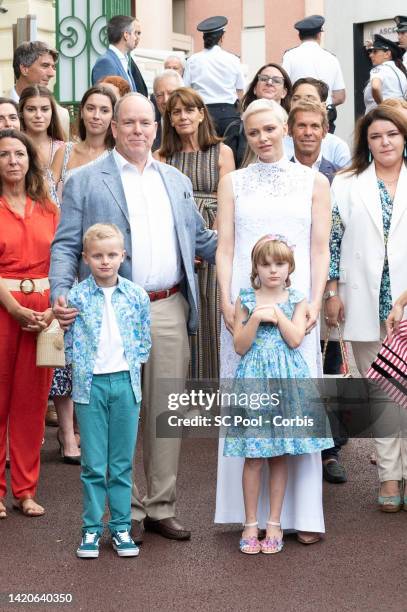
[331,162,407,341]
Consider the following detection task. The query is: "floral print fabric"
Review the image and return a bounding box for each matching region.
[223,288,333,458]
[329,179,393,320]
[64,275,151,404]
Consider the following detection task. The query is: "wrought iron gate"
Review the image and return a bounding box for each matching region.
[55,0,131,104]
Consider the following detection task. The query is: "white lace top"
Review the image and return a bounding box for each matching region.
[220,157,321,378]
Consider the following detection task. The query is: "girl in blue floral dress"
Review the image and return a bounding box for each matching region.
[223,235,332,555]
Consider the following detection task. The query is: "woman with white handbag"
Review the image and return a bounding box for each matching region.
[0,129,58,518]
[324,104,407,512]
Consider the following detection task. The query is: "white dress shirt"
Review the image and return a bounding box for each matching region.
[284,133,350,169]
[9,87,19,102]
[294,150,323,171]
[109,44,131,76]
[113,149,182,291]
[183,45,245,105]
[282,41,345,105]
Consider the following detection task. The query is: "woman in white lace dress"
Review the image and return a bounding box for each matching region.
[215,100,331,543]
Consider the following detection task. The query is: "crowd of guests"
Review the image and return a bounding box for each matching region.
[0,11,406,559]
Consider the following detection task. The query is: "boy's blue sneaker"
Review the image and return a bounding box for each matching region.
[76,531,101,559]
[111,530,140,557]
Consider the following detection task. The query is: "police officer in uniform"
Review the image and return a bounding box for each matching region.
[183,16,245,136]
[364,35,407,113]
[282,15,345,132]
[394,15,407,69]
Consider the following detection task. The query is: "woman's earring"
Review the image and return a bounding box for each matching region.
[404,142,407,159]
[368,149,372,163]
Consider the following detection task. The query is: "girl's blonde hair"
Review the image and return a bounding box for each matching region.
[250,234,295,289]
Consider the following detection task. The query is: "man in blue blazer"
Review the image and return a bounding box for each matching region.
[50,93,216,541]
[92,15,148,97]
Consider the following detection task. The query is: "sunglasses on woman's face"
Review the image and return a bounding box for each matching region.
[257,74,285,86]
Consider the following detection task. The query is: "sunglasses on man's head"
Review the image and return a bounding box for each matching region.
[257,74,285,85]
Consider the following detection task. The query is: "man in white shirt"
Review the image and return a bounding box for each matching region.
[152,69,184,151]
[50,93,217,542]
[284,77,351,169]
[91,15,148,97]
[10,41,70,140]
[282,15,346,112]
[288,101,340,181]
[184,16,245,136]
[394,15,407,69]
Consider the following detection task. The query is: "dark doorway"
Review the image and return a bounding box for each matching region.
[353,23,371,119]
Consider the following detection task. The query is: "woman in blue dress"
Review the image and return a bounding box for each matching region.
[224,235,332,555]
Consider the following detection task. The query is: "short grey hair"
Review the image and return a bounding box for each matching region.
[113,92,155,122]
[153,69,184,93]
[164,54,186,69]
[242,99,288,126]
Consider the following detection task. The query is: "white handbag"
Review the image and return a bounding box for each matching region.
[36,319,66,368]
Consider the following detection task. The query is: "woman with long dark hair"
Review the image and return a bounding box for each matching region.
[224,63,292,168]
[0,129,58,517]
[325,105,407,511]
[155,87,235,379]
[19,85,65,173]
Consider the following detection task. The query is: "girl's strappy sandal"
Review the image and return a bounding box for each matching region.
[260,521,284,554]
[239,521,261,555]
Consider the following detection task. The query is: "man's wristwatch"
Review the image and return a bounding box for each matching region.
[323,290,338,300]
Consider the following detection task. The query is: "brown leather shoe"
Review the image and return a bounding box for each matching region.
[131,519,144,544]
[144,516,191,540]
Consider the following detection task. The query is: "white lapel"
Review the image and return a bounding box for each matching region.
[356,163,383,239]
[389,162,407,236]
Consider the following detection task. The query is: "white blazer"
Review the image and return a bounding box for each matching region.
[331,162,407,341]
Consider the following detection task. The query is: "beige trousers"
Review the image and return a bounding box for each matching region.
[351,323,407,482]
[131,292,190,520]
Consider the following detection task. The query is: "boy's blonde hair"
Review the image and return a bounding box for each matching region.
[83,223,124,251]
[250,234,295,289]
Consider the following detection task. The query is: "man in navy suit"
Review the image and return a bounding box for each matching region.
[288,101,347,485]
[92,15,148,97]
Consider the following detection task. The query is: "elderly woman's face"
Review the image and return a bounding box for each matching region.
[0,137,29,184]
[170,99,204,137]
[254,66,287,104]
[245,110,287,162]
[367,120,405,167]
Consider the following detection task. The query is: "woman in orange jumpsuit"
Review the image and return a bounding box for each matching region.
[0,129,58,518]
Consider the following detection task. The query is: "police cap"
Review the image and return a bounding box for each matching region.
[394,16,407,33]
[294,15,325,35]
[197,16,228,34]
[370,34,403,58]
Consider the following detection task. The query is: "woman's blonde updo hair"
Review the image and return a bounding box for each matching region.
[250,234,295,289]
[242,98,288,127]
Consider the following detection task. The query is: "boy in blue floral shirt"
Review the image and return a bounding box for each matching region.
[65,223,151,559]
